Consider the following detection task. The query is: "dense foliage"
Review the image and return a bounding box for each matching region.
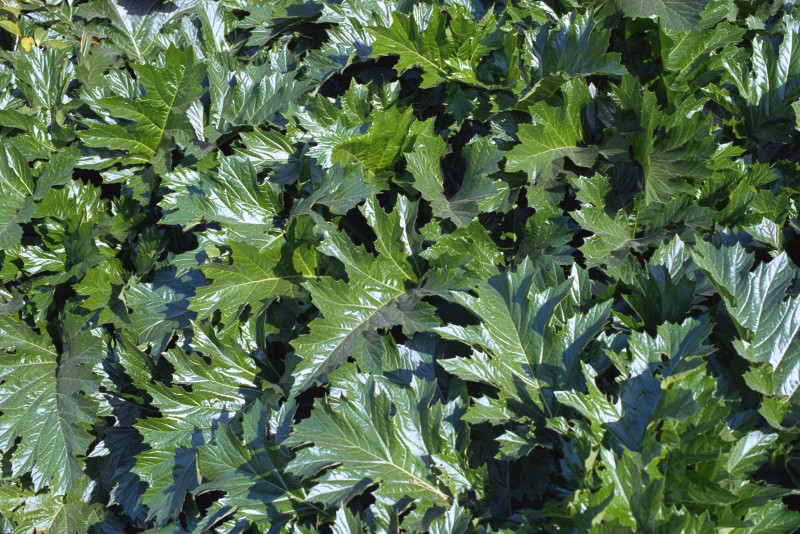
[2,0,800,532]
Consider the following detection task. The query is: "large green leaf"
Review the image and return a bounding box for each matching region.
[285,375,456,513]
[438,259,611,422]
[527,11,625,81]
[123,320,267,525]
[620,0,710,32]
[129,322,265,451]
[0,145,35,250]
[191,239,310,325]
[406,133,502,227]
[328,105,424,171]
[121,267,201,353]
[290,164,376,218]
[194,400,316,530]
[80,45,206,170]
[659,23,745,90]
[692,241,800,398]
[161,156,283,252]
[719,19,800,143]
[5,489,104,534]
[4,47,74,129]
[205,47,307,135]
[0,316,104,495]
[77,0,198,60]
[369,9,470,88]
[290,196,435,395]
[612,75,715,204]
[506,79,598,183]
[134,447,199,526]
[556,318,713,451]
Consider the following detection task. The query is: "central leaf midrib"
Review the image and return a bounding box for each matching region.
[327,432,452,503]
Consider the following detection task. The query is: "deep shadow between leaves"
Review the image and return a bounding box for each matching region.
[116,0,180,17]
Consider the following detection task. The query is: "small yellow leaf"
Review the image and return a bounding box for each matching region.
[19,36,34,51]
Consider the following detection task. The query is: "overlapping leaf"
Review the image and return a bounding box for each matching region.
[80,45,206,170]
[692,241,800,399]
[1,1,800,533]
[290,196,435,395]
[285,375,461,518]
[0,316,104,495]
[506,79,598,183]
[438,259,611,423]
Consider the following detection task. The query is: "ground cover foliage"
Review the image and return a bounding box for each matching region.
[3,0,800,531]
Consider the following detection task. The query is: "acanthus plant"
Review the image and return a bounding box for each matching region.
[1,0,800,532]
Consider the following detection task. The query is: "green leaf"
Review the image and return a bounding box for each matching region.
[191,239,310,325]
[94,427,148,518]
[438,259,611,421]
[80,45,206,170]
[194,400,315,529]
[285,375,455,510]
[0,145,35,250]
[724,431,778,478]
[0,316,104,495]
[4,47,73,125]
[122,267,201,353]
[612,75,715,204]
[126,320,270,525]
[720,19,800,143]
[73,258,131,325]
[130,321,265,451]
[624,263,696,327]
[9,491,103,534]
[76,0,197,60]
[330,106,421,171]
[735,500,800,533]
[620,0,710,32]
[407,133,502,227]
[556,317,713,451]
[692,241,800,398]
[207,48,307,133]
[2,2,800,531]
[290,164,376,218]
[290,196,435,395]
[569,174,637,265]
[134,447,199,526]
[659,23,745,88]
[529,11,625,80]
[162,156,282,251]
[421,219,503,282]
[368,10,450,88]
[506,79,598,183]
